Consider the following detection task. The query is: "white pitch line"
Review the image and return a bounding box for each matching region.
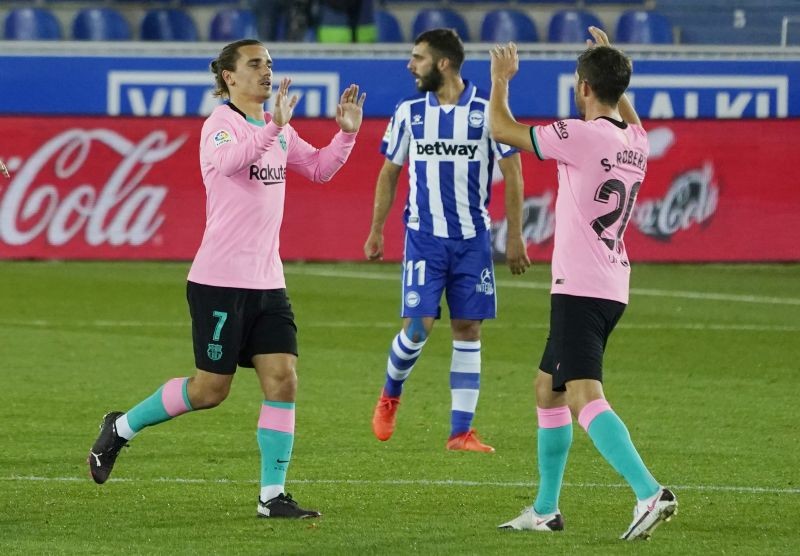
[3,475,798,495]
[285,266,800,306]
[4,320,798,333]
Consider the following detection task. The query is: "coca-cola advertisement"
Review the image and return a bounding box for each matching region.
[0,118,201,259]
[1,117,798,262]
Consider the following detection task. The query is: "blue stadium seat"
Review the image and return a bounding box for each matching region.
[481,10,538,43]
[181,0,239,4]
[548,9,603,43]
[72,8,131,41]
[412,8,470,41]
[209,9,256,42]
[517,0,577,4]
[585,0,643,4]
[376,10,403,43]
[657,0,797,45]
[4,7,61,40]
[140,9,198,41]
[616,10,673,45]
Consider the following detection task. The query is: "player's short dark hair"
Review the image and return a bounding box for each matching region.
[576,46,632,106]
[210,39,263,98]
[414,28,465,71]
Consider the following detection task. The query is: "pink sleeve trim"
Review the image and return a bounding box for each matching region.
[537,406,572,428]
[162,378,191,417]
[258,404,296,433]
[578,398,612,432]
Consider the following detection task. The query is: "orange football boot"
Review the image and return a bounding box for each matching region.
[446,428,495,453]
[372,393,400,441]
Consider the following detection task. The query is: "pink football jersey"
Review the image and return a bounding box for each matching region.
[532,117,649,304]
[188,103,356,290]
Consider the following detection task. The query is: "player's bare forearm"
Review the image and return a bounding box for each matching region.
[499,154,531,275]
[369,162,401,233]
[364,161,401,260]
[618,93,641,127]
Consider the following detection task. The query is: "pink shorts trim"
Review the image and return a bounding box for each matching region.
[537,406,572,428]
[258,404,295,433]
[162,378,190,417]
[578,398,612,432]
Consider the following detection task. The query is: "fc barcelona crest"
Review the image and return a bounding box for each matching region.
[207,343,223,361]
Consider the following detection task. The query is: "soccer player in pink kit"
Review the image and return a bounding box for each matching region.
[489,28,677,540]
[88,39,365,519]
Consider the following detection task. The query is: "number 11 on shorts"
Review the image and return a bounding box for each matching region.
[405,260,426,286]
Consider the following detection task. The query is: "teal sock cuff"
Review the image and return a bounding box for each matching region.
[264,400,295,410]
[534,424,573,515]
[125,385,169,432]
[587,411,660,500]
[257,428,295,488]
[182,379,193,411]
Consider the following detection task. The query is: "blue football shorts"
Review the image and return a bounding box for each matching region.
[400,228,497,320]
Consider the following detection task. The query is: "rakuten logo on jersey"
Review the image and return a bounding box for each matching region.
[0,129,185,247]
[250,164,287,186]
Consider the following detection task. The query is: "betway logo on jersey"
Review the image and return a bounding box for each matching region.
[415,141,479,159]
[250,164,286,186]
[557,74,788,118]
[107,71,340,117]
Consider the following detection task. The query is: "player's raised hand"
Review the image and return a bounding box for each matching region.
[364,231,384,261]
[586,26,611,48]
[336,84,366,133]
[490,42,519,82]
[272,77,298,126]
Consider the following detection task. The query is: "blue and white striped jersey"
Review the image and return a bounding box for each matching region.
[381,81,517,240]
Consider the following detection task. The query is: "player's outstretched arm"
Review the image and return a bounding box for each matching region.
[364,160,402,261]
[489,43,535,152]
[498,154,531,275]
[336,84,366,133]
[586,26,641,127]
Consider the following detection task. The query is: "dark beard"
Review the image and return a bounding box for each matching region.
[417,67,444,93]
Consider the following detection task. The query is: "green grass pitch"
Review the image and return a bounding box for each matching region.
[1,261,798,554]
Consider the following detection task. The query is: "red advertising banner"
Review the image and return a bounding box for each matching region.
[1,116,798,262]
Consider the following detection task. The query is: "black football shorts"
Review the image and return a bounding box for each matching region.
[538,293,626,391]
[186,281,298,375]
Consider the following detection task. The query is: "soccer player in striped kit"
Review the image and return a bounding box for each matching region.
[365,29,530,452]
[88,39,365,519]
[490,28,677,539]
